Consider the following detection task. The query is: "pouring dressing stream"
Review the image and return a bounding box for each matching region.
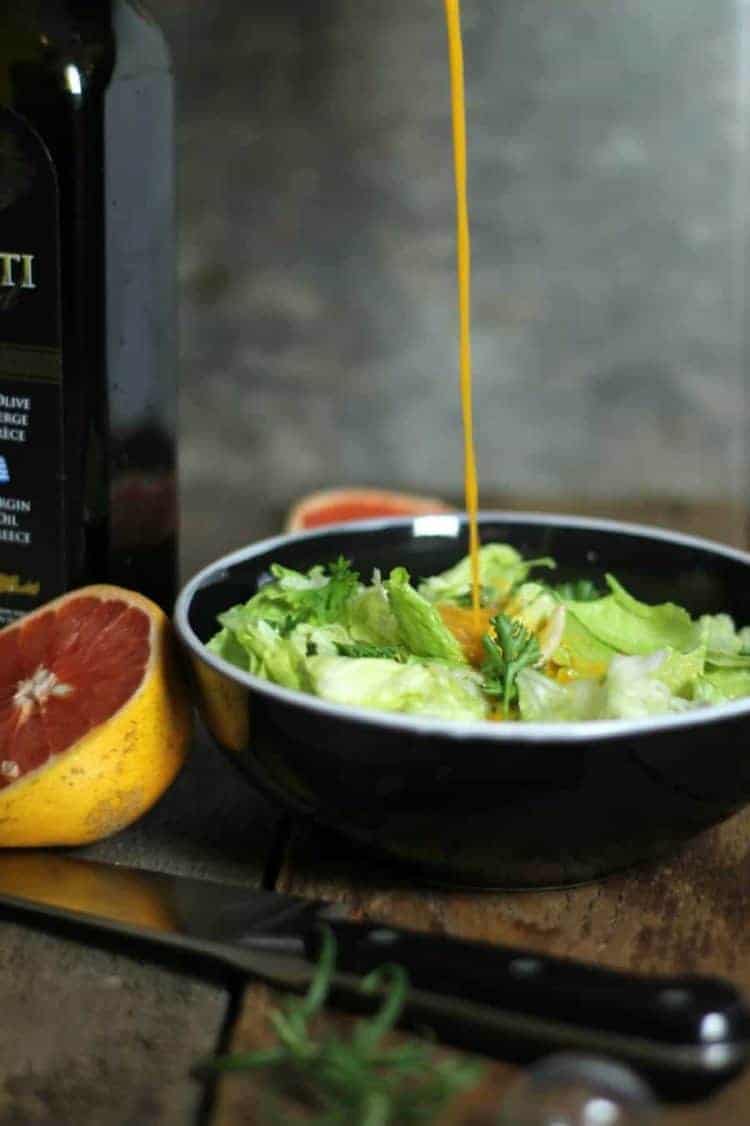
[445,0,482,629]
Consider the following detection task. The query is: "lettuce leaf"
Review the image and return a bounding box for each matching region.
[517,669,603,722]
[418,544,554,607]
[562,575,698,656]
[698,613,745,655]
[206,626,258,673]
[503,582,559,633]
[655,647,706,696]
[307,655,487,721]
[385,567,466,663]
[218,619,309,691]
[602,652,693,719]
[694,668,750,703]
[347,575,403,648]
[551,612,616,678]
[217,558,362,640]
[518,650,701,722]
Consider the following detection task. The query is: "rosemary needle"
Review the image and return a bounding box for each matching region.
[202,927,483,1124]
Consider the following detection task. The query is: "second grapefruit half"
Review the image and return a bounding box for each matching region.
[285,487,454,532]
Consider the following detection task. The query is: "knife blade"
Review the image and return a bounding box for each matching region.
[0,851,747,1099]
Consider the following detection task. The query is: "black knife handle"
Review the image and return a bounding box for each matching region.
[306,917,750,1097]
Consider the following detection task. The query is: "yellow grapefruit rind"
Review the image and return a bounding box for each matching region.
[284,487,455,532]
[0,584,192,848]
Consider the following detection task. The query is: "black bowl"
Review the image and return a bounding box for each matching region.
[175,512,750,888]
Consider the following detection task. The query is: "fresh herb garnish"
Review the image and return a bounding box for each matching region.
[555,578,601,602]
[335,642,406,662]
[202,928,482,1124]
[318,557,361,621]
[274,557,361,635]
[481,613,541,714]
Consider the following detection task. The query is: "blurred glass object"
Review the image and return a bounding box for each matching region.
[498,1053,659,1125]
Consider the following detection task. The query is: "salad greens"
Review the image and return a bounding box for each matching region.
[208,544,750,724]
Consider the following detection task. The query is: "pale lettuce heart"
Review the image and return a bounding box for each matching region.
[602,652,693,720]
[307,655,488,721]
[517,669,603,722]
[519,651,699,723]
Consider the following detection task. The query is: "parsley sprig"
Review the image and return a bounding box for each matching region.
[275,557,360,635]
[481,612,541,714]
[202,928,482,1124]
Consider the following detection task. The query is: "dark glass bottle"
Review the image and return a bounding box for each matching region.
[0,0,176,624]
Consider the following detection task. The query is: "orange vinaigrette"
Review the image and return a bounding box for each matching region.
[444,0,481,627]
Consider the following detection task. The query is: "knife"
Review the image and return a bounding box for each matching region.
[0,851,747,1099]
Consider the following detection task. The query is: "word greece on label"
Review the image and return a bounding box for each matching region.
[0,395,30,443]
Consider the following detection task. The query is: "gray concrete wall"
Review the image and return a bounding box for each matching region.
[148,1,748,578]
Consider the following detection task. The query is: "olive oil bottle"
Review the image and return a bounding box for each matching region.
[0,0,176,623]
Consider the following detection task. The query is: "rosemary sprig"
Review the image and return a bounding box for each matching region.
[202,928,483,1124]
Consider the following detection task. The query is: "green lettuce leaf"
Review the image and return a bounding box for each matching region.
[562,575,698,656]
[206,626,258,673]
[551,613,616,677]
[417,544,554,606]
[698,613,744,655]
[217,558,362,640]
[221,619,310,691]
[694,668,750,704]
[696,612,750,669]
[307,655,487,721]
[656,647,706,696]
[385,567,466,663]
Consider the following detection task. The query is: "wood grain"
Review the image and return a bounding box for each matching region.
[214,499,750,1124]
[0,730,279,1126]
[214,810,750,1124]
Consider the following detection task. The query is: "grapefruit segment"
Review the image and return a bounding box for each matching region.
[0,585,192,847]
[285,487,454,532]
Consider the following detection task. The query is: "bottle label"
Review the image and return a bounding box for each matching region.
[0,107,65,625]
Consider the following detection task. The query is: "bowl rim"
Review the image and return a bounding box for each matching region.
[174,509,750,745]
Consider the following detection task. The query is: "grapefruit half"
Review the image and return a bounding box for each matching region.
[0,585,192,847]
[285,487,454,532]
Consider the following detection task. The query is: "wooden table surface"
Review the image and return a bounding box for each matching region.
[1,498,749,1125]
